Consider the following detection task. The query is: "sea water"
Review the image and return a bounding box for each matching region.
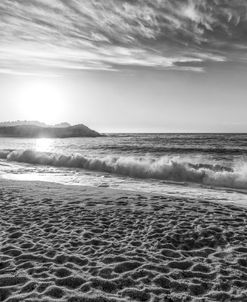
[1,133,247,206]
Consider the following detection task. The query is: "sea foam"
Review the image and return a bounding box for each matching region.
[1,149,247,190]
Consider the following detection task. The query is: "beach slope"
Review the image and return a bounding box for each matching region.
[0,180,247,301]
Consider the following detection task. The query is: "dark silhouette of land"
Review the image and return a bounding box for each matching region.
[0,123,101,138]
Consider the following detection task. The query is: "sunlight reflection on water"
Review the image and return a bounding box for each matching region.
[35,138,53,152]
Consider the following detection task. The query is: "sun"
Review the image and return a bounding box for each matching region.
[17,80,67,124]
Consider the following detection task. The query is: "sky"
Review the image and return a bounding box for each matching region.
[0,0,247,132]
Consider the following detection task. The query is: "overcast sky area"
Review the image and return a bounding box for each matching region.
[0,0,247,132]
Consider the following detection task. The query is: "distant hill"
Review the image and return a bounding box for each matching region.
[0,121,48,127]
[54,122,71,128]
[0,121,72,128]
[0,123,101,138]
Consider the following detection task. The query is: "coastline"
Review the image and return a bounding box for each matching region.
[1,179,247,301]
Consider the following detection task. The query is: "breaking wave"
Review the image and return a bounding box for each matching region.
[1,149,247,191]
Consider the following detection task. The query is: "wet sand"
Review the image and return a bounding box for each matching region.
[0,180,247,302]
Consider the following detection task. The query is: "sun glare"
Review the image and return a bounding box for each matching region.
[17,81,67,124]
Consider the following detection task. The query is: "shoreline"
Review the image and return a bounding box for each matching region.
[1,175,247,209]
[1,179,247,301]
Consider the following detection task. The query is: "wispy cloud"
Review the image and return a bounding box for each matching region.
[0,68,60,77]
[0,0,246,75]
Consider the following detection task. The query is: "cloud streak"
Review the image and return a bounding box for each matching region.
[0,0,246,74]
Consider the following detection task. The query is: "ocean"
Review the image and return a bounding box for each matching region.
[1,133,247,205]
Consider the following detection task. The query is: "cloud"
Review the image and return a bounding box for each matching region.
[0,68,60,77]
[0,0,246,74]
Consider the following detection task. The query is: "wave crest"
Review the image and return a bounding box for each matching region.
[1,149,247,190]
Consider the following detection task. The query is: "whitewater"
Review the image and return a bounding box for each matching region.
[1,133,247,205]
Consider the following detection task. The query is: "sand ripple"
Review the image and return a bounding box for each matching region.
[1,181,247,301]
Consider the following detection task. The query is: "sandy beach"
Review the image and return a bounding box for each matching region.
[1,179,247,302]
[1,0,247,300]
